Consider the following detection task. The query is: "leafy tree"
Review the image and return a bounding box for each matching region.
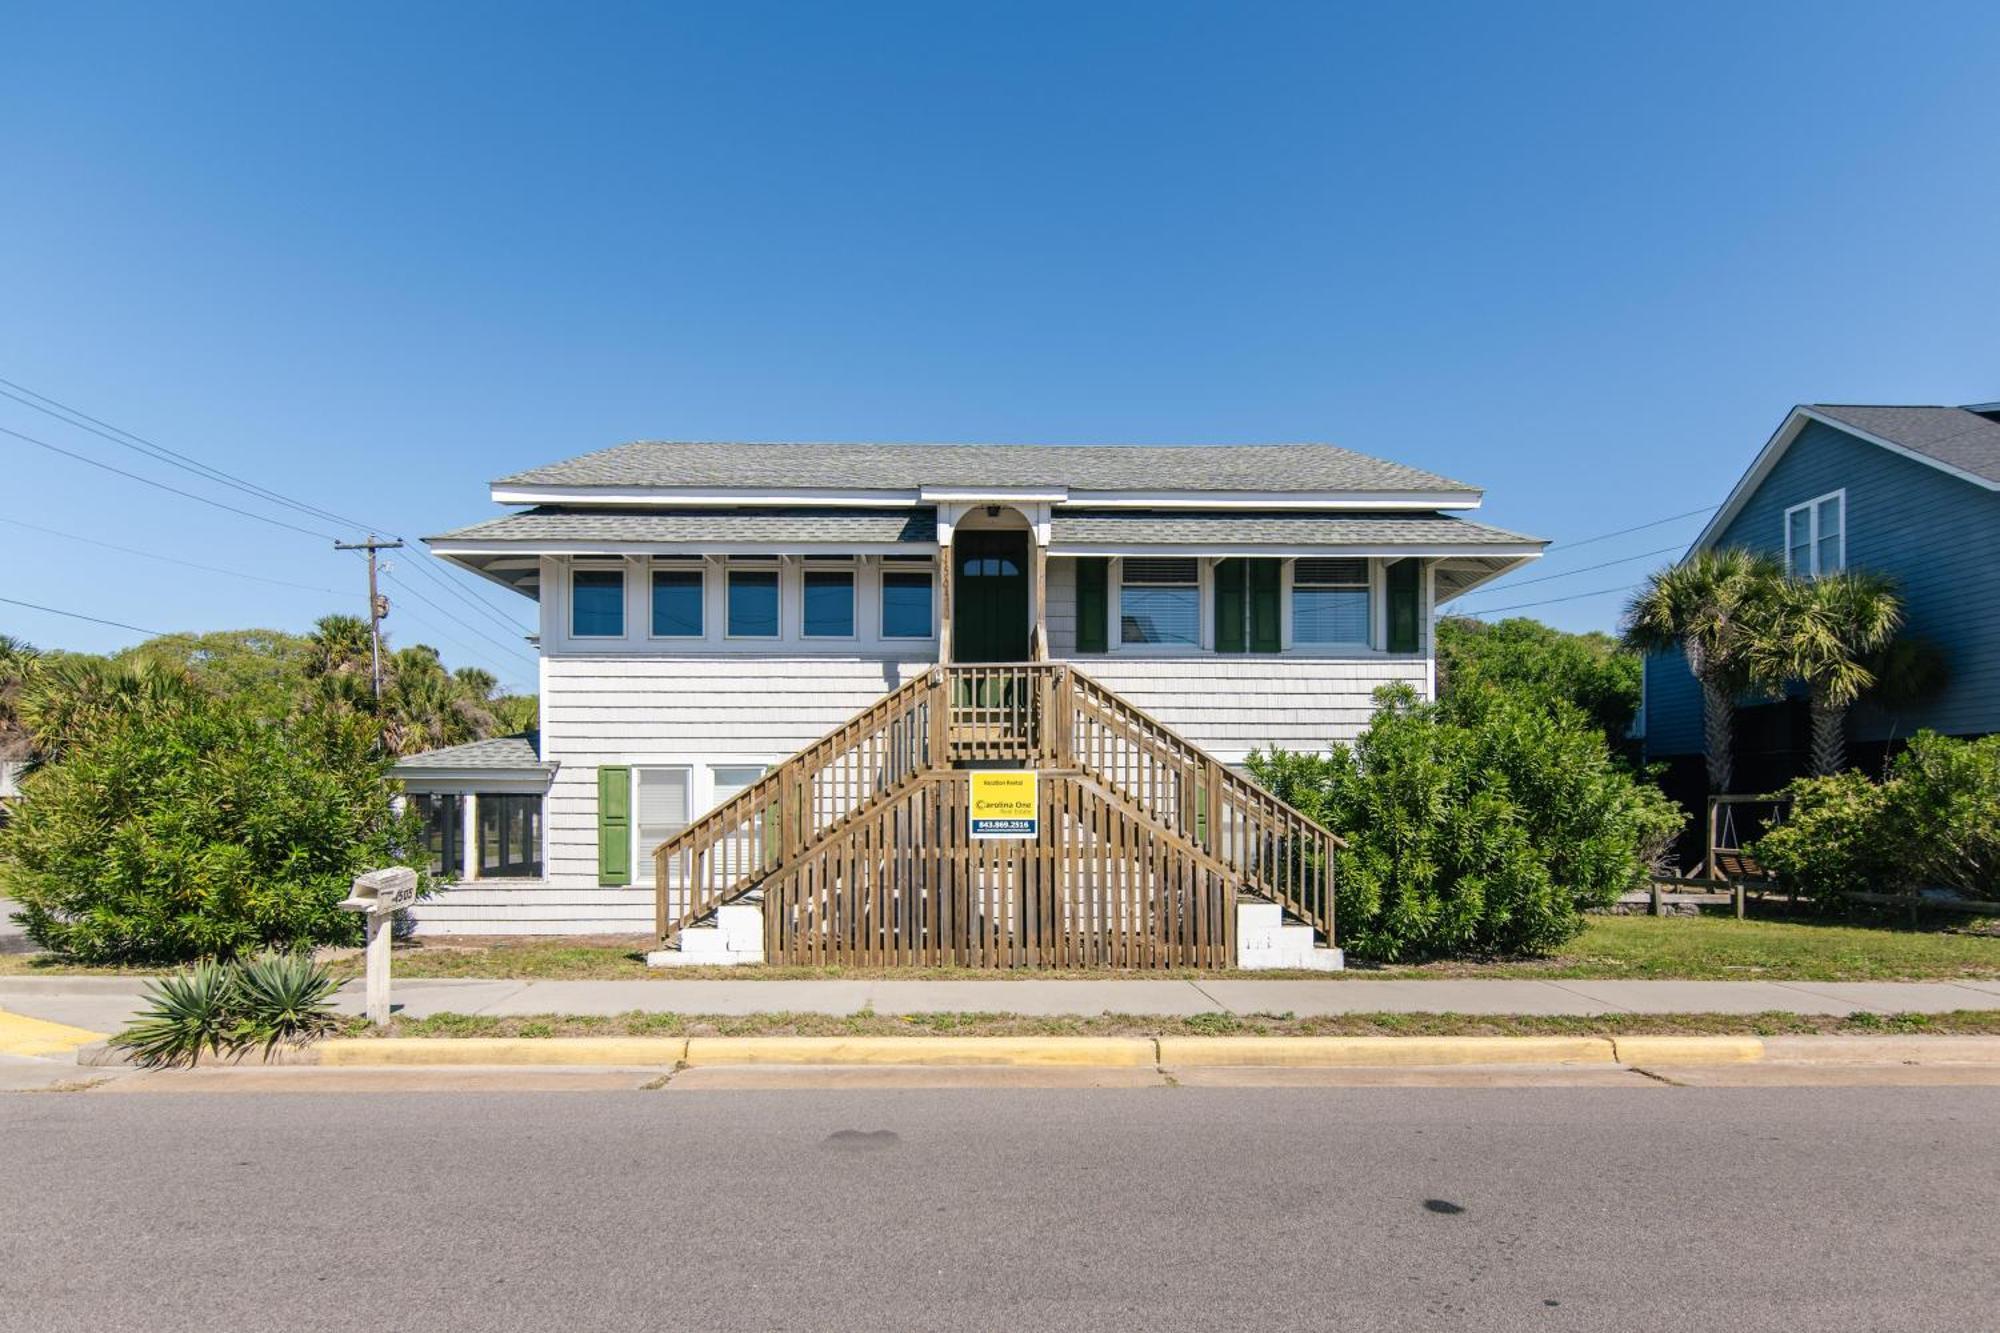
[0,633,38,768]
[1436,615,1640,741]
[1746,571,1903,776]
[116,629,310,723]
[1622,549,1783,794]
[0,679,424,964]
[1757,731,2000,902]
[1249,685,1683,961]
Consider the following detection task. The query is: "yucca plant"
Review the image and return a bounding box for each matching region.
[112,962,241,1068]
[231,952,340,1055]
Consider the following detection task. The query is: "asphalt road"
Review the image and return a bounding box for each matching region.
[3,1085,1993,1332]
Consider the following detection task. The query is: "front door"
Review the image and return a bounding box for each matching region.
[952,531,1030,662]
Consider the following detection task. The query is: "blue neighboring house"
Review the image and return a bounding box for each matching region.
[1642,400,2000,803]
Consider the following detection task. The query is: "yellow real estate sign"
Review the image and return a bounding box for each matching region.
[968,770,1038,839]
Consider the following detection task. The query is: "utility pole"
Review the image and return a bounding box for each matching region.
[334,535,404,700]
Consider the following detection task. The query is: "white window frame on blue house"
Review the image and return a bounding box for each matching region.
[1783,490,1845,577]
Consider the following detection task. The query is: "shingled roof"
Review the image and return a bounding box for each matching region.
[432,506,937,545]
[392,733,550,773]
[1808,404,2000,486]
[1048,510,1538,548]
[496,442,1476,495]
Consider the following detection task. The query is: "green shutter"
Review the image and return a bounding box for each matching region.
[1249,559,1282,653]
[1075,558,1109,654]
[597,766,631,886]
[1386,558,1421,653]
[1214,558,1246,653]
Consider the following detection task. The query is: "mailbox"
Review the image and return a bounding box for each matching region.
[342,866,419,1026]
[340,866,418,917]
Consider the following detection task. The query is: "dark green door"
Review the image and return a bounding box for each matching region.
[952,531,1030,662]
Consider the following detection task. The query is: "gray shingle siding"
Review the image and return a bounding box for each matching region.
[497,441,1476,495]
[1645,419,2000,756]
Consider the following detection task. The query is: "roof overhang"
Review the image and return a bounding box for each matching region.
[1690,405,2000,558]
[1045,541,1545,559]
[490,483,1485,511]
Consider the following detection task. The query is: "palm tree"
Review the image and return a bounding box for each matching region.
[1746,571,1902,776]
[1622,549,1784,795]
[0,634,40,767]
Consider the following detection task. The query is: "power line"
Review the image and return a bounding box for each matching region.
[377,566,538,668]
[0,514,347,595]
[1,422,340,541]
[0,376,378,535]
[1455,542,1683,597]
[0,594,165,637]
[399,547,531,636]
[1457,581,1643,616]
[1541,504,1718,554]
[1,373,528,633]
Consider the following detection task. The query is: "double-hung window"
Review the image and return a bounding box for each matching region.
[726,561,781,638]
[571,565,625,638]
[634,767,690,887]
[650,562,704,638]
[1784,492,1844,577]
[802,559,855,638]
[1119,558,1199,647]
[1292,559,1371,646]
[880,558,935,639]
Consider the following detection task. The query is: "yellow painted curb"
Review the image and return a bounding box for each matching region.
[1611,1036,1767,1066]
[318,1037,688,1067]
[0,1009,108,1059]
[683,1036,1157,1067]
[1157,1036,1618,1068]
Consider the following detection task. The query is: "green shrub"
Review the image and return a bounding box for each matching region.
[231,951,341,1054]
[1753,770,1898,902]
[111,962,244,1068]
[111,954,341,1067]
[0,688,423,964]
[1250,685,1683,962]
[1758,731,2000,901]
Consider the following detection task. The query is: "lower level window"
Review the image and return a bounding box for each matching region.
[1120,558,1199,646]
[635,767,691,886]
[412,794,463,879]
[1293,558,1370,646]
[477,794,543,878]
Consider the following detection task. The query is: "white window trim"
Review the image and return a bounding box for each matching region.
[878,559,938,641]
[1782,489,1846,577]
[723,560,785,641]
[646,558,707,641]
[632,764,694,886]
[799,560,860,641]
[1112,556,1204,654]
[569,561,627,639]
[1288,557,1375,651]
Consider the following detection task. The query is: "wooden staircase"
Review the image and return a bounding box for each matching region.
[651,662,1341,969]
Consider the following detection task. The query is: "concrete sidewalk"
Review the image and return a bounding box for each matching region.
[5,973,2000,1030]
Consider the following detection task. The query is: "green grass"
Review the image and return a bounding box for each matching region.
[347,1007,2000,1040]
[319,913,2000,984]
[14,911,2000,983]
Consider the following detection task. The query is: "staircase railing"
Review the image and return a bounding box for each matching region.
[1064,667,1340,940]
[652,668,943,940]
[652,660,1343,949]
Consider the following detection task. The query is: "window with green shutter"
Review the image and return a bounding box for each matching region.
[1074,557,1109,654]
[597,766,631,886]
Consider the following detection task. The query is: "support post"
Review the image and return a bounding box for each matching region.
[937,544,954,664]
[1032,542,1048,661]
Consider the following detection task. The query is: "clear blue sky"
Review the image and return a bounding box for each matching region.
[6,2,1999,690]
